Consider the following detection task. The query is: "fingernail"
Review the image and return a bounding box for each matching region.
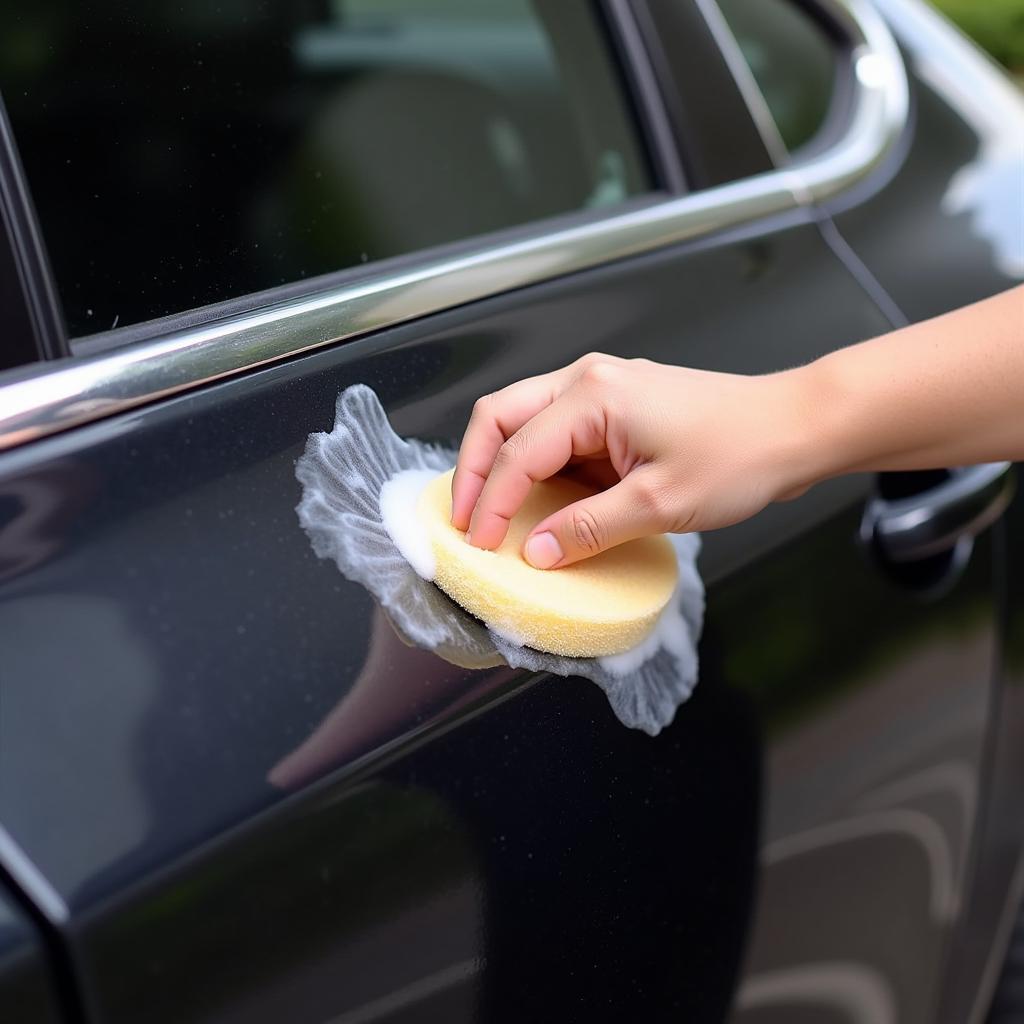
[465,531,473,545]
[525,532,563,569]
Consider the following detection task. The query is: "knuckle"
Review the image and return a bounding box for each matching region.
[471,393,494,418]
[580,359,617,388]
[669,505,698,534]
[632,475,670,526]
[663,488,698,533]
[568,505,605,555]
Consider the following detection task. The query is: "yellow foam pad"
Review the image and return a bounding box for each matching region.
[417,469,678,658]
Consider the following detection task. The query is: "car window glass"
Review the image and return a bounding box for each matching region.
[0,1,650,338]
[716,0,837,154]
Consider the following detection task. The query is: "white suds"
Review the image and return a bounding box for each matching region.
[379,469,439,580]
[598,600,682,678]
[487,621,529,648]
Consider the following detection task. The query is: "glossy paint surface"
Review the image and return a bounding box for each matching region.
[830,0,1024,312]
[0,200,1001,1022]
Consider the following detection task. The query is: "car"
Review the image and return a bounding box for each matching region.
[0,0,1022,1020]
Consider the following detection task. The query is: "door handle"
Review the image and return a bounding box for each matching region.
[861,461,1015,564]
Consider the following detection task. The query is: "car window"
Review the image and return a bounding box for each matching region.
[0,1,650,338]
[715,0,838,154]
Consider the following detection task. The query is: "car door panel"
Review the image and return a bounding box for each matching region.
[0,204,999,1022]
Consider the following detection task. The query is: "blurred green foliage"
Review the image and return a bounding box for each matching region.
[931,0,1024,71]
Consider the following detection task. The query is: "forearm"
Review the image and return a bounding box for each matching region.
[453,287,1024,562]
[792,286,1024,487]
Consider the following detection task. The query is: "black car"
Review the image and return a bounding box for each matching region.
[1,0,1023,1021]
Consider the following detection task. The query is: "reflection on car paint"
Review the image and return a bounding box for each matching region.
[876,0,1024,279]
[293,384,704,736]
[268,607,514,789]
[0,462,97,582]
[736,960,897,1024]
[2,593,160,902]
[724,503,996,1023]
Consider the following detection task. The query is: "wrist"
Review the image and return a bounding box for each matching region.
[765,357,853,499]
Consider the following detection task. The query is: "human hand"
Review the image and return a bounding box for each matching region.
[451,354,814,568]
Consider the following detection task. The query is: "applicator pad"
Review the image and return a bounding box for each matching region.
[417,469,677,658]
[295,384,704,736]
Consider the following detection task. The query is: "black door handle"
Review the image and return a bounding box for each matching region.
[861,461,1015,564]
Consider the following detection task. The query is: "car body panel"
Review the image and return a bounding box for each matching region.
[0,201,1001,1021]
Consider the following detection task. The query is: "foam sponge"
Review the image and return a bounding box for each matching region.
[417,469,678,658]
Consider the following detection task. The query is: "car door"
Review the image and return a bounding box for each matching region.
[0,2,1006,1023]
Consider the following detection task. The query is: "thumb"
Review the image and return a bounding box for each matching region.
[523,474,664,569]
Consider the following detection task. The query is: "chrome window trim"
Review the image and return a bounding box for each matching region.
[0,0,907,453]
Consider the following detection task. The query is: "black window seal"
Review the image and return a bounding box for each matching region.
[707,0,862,165]
[0,91,66,363]
[631,0,779,190]
[600,0,687,195]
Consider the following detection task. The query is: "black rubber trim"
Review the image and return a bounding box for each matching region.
[0,861,88,1024]
[987,897,1024,1020]
[0,192,39,371]
[787,0,863,162]
[601,0,687,194]
[816,215,908,329]
[633,0,775,189]
[0,90,67,362]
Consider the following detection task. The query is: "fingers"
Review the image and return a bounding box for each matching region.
[451,354,623,531]
[468,396,605,550]
[523,471,667,569]
[450,377,559,531]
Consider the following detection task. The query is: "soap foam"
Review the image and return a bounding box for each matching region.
[295,384,705,736]
[490,533,703,733]
[380,469,438,580]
